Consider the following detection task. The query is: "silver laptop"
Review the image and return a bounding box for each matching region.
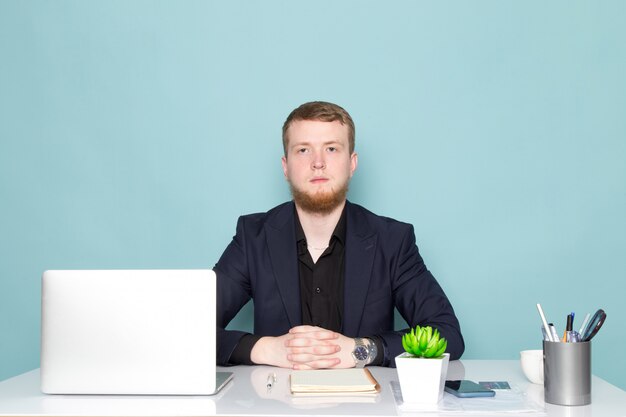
[40,269,232,395]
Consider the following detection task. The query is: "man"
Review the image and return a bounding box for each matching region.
[214,101,464,369]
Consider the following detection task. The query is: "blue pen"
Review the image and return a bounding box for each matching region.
[566,331,581,343]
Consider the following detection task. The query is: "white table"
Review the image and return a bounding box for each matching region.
[1,360,624,416]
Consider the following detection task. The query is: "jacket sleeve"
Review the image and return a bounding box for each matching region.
[379,224,465,366]
[213,216,254,366]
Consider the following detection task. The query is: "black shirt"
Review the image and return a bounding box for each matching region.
[296,207,346,331]
[229,206,383,365]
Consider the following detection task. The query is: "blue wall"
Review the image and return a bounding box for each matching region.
[1,1,624,390]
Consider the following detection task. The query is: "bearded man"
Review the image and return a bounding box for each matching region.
[214,101,464,369]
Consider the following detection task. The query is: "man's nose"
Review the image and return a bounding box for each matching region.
[311,152,326,170]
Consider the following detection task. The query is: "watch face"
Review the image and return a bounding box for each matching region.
[354,345,369,361]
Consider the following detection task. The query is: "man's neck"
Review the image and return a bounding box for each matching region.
[295,200,346,247]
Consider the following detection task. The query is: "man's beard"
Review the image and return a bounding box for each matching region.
[289,180,349,215]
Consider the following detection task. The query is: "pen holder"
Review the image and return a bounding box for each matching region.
[543,341,591,406]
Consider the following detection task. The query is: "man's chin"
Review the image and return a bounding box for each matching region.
[290,186,348,215]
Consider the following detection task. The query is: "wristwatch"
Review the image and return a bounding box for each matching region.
[351,338,377,368]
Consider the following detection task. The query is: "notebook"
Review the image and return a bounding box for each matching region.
[40,269,232,395]
[290,369,380,396]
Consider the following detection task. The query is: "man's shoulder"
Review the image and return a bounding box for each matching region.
[346,201,414,234]
[237,201,294,229]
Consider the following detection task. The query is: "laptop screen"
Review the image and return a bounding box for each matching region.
[41,269,217,395]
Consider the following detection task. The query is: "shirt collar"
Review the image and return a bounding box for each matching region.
[295,205,347,246]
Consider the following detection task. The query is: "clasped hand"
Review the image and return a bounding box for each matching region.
[250,325,356,369]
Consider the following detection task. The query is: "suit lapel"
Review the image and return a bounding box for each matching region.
[343,202,377,336]
[265,202,301,328]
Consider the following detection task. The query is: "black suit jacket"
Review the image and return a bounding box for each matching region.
[214,201,464,366]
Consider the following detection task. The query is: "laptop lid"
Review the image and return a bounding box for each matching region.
[40,269,225,395]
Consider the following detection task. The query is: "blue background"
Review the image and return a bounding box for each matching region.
[1,1,624,390]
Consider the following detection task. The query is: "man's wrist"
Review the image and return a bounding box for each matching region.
[351,337,377,367]
[368,336,385,366]
[364,338,378,365]
[230,334,261,365]
[250,336,273,365]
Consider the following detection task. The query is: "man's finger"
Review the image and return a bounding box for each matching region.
[289,325,321,333]
[288,344,340,355]
[289,326,338,339]
[289,331,338,341]
[285,337,339,348]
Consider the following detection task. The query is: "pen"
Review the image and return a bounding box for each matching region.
[578,313,591,335]
[549,323,560,343]
[566,331,581,343]
[266,372,276,391]
[563,313,573,342]
[536,304,554,342]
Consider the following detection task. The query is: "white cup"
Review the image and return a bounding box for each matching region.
[520,349,544,384]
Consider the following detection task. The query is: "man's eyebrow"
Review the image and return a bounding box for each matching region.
[290,140,343,148]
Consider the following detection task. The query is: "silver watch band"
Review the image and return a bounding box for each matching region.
[352,337,378,368]
[364,338,378,365]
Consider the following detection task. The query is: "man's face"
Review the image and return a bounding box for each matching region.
[282,120,357,214]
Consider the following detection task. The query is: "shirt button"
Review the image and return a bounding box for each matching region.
[315,287,321,294]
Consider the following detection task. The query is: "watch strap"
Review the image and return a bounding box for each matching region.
[352,337,377,368]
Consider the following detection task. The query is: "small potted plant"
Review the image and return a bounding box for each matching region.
[395,325,450,405]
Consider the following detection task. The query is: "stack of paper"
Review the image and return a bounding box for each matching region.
[290,369,380,396]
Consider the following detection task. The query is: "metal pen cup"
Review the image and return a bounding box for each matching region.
[543,340,591,406]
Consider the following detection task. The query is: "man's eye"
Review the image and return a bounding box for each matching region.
[327,147,337,152]
[297,148,308,154]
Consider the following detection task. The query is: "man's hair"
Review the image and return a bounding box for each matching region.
[282,101,355,156]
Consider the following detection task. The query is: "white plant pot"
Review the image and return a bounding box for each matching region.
[395,352,450,405]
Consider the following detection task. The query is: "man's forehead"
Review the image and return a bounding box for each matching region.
[287,120,349,142]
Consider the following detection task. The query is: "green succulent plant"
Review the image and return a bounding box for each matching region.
[401,325,447,358]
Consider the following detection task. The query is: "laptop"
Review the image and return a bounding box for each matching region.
[40,269,233,395]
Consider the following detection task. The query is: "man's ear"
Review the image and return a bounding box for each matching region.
[281,155,288,178]
[349,152,358,177]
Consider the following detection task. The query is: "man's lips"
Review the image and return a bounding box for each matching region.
[310,177,329,184]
